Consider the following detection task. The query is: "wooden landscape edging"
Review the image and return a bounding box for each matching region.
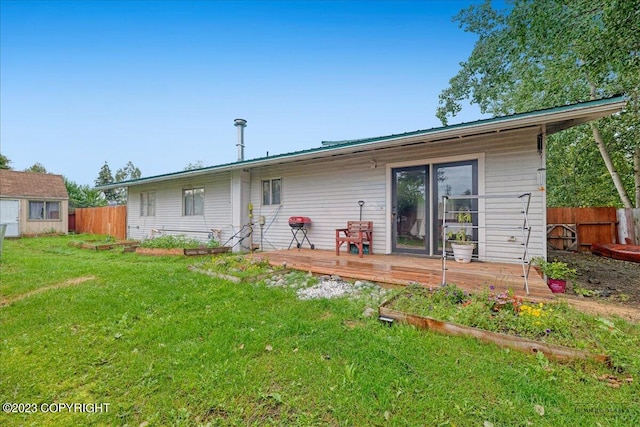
[183,246,231,256]
[69,240,140,251]
[379,300,609,363]
[135,246,231,256]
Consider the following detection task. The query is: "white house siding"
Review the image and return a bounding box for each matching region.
[127,172,232,244]
[482,128,545,261]
[249,126,545,262]
[251,158,387,253]
[123,127,544,262]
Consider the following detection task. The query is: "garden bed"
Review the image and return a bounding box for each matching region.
[380,297,608,363]
[380,284,611,363]
[134,235,230,256]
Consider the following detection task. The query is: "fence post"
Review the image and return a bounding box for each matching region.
[617,208,640,245]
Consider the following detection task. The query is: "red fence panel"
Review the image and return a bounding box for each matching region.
[547,207,618,251]
[75,206,127,240]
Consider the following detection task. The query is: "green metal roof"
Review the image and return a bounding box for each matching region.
[97,95,626,189]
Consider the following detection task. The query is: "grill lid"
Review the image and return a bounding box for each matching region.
[288,216,311,227]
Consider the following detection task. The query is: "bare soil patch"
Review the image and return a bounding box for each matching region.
[0,276,96,307]
[548,250,640,322]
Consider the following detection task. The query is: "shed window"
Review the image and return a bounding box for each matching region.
[140,191,156,217]
[29,201,60,220]
[262,178,281,205]
[183,187,204,216]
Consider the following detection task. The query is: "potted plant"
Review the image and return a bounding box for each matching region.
[447,211,475,263]
[532,257,577,293]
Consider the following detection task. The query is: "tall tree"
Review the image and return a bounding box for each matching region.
[114,161,142,204]
[23,163,48,173]
[64,177,106,208]
[0,153,12,170]
[95,161,117,203]
[437,0,639,207]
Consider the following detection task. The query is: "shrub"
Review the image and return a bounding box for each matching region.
[140,234,218,249]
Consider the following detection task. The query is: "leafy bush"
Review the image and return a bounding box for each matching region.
[532,257,577,281]
[139,234,219,249]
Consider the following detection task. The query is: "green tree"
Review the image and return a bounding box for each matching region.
[184,160,205,170]
[114,161,142,204]
[437,0,639,208]
[64,177,106,208]
[0,153,12,169]
[23,163,48,173]
[95,161,116,203]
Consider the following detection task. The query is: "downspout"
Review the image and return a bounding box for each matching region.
[539,124,547,261]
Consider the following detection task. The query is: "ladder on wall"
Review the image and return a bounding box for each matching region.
[441,193,532,295]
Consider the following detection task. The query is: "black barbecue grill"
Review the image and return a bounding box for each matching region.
[288,216,314,250]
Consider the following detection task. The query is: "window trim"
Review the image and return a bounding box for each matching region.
[261,178,282,206]
[28,200,61,221]
[140,191,156,217]
[183,187,204,216]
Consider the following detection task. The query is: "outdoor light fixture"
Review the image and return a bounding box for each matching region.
[537,133,543,155]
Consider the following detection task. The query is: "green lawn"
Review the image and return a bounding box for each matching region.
[1,236,638,426]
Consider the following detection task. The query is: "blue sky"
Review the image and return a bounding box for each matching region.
[1,0,492,185]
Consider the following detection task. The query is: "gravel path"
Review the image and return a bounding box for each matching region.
[263,271,389,302]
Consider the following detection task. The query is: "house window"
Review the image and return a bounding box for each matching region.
[29,201,60,220]
[140,191,156,217]
[183,187,204,216]
[262,178,281,205]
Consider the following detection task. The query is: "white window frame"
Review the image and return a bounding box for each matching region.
[183,187,204,216]
[261,178,282,206]
[28,200,61,221]
[140,191,156,217]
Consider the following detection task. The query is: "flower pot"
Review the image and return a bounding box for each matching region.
[451,243,474,264]
[547,278,567,293]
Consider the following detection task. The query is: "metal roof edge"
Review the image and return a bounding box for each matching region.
[97,95,626,190]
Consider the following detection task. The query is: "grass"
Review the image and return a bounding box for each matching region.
[1,235,639,426]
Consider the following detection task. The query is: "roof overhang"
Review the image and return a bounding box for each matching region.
[97,96,626,190]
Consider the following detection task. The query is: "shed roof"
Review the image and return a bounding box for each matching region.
[97,95,627,190]
[0,170,69,199]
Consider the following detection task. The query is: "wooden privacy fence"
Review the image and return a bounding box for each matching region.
[75,206,127,240]
[547,207,618,251]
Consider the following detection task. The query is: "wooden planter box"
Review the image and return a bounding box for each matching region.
[379,298,609,363]
[70,240,140,251]
[135,246,231,256]
[135,247,185,256]
[183,246,231,256]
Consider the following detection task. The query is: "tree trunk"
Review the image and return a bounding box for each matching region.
[589,123,634,208]
[634,147,640,208]
[588,81,633,208]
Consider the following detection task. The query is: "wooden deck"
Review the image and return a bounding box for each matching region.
[254,249,555,301]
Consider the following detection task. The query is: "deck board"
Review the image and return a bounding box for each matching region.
[254,249,555,301]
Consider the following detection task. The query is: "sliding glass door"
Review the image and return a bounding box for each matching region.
[433,160,478,255]
[392,166,429,254]
[391,160,477,255]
